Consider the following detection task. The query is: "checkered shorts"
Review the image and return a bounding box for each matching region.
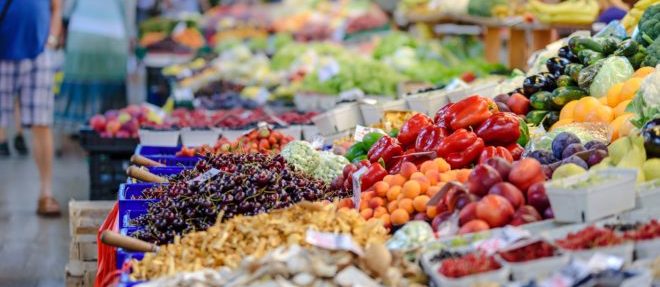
[0,51,54,127]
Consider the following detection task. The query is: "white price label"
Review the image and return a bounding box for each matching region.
[353,125,386,142]
[188,168,220,184]
[339,88,365,102]
[317,58,340,82]
[172,22,186,37]
[352,166,368,209]
[255,87,271,105]
[306,229,363,256]
[173,88,193,101]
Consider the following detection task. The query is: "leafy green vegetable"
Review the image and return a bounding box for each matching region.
[642,36,660,67]
[467,0,507,17]
[635,4,660,47]
[627,68,660,128]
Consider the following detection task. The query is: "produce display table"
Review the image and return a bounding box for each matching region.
[405,13,594,69]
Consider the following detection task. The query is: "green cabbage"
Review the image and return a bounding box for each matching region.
[590,56,634,98]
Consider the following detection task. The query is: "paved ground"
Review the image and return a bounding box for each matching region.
[0,138,89,287]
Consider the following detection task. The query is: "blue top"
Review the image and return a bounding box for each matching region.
[0,0,51,60]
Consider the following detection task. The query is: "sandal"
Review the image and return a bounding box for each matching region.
[37,196,61,217]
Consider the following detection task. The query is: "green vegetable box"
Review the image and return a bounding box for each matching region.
[545,168,637,223]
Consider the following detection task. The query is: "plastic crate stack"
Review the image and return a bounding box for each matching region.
[80,128,140,200]
[116,145,202,287]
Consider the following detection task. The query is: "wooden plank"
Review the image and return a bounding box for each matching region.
[69,241,98,261]
[65,275,84,287]
[532,28,554,53]
[508,28,528,70]
[484,26,501,64]
[65,261,97,277]
[69,200,114,236]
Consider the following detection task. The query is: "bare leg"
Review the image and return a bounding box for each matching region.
[31,126,53,198]
[0,128,5,142]
[14,100,23,135]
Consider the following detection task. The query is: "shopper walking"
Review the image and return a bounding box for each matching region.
[55,0,129,133]
[0,0,62,215]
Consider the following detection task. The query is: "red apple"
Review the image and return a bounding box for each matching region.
[125,105,142,118]
[476,194,514,228]
[509,158,545,192]
[488,182,525,209]
[454,193,477,211]
[484,157,512,181]
[459,202,478,226]
[543,207,554,219]
[431,211,453,232]
[105,120,121,135]
[527,182,550,214]
[458,219,490,235]
[468,164,502,197]
[510,205,542,226]
[89,115,106,133]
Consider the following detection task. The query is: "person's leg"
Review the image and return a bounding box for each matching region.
[0,60,18,156]
[31,125,54,198]
[13,100,28,155]
[19,51,59,215]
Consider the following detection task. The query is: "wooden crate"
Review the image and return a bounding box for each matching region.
[69,235,98,261]
[69,200,114,237]
[65,261,96,287]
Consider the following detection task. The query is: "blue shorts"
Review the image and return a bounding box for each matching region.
[0,50,54,127]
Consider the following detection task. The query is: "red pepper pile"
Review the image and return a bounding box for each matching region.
[338,95,530,192]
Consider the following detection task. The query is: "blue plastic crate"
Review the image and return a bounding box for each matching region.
[126,166,185,183]
[116,227,146,270]
[145,155,202,167]
[134,145,181,156]
[118,183,162,228]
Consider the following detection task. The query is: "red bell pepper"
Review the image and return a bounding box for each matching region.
[478,146,514,164]
[436,129,477,157]
[397,113,432,148]
[505,143,525,160]
[361,163,387,191]
[414,125,448,152]
[436,129,485,169]
[447,95,497,130]
[434,104,454,130]
[367,136,403,167]
[445,138,485,169]
[476,112,521,146]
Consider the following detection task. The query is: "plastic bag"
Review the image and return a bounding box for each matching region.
[589,56,634,98]
[386,221,434,250]
[95,203,119,287]
[594,20,628,40]
[525,122,610,152]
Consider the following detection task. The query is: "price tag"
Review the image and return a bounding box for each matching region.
[353,125,386,142]
[473,226,531,254]
[306,229,363,256]
[255,87,271,105]
[311,136,325,150]
[352,166,368,209]
[172,22,186,37]
[317,58,340,82]
[188,168,220,184]
[586,253,624,272]
[173,88,193,101]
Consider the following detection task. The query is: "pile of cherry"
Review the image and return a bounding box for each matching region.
[130,153,348,245]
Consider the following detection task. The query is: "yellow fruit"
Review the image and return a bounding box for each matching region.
[599,96,609,105]
[619,77,643,102]
[631,67,655,78]
[614,100,631,117]
[606,82,624,107]
[573,97,603,122]
[608,114,636,142]
[586,105,614,123]
[559,100,577,120]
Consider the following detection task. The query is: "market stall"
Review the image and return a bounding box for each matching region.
[59,1,660,286]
